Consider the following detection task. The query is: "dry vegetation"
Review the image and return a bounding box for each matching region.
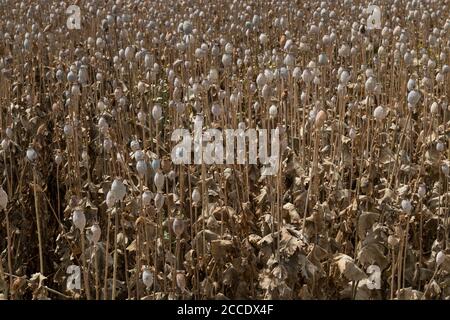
[0,0,450,300]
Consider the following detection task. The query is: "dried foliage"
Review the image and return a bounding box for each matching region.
[0,0,449,300]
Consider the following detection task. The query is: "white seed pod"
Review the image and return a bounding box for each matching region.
[106,190,117,208]
[430,102,439,114]
[26,147,38,162]
[154,172,165,190]
[292,67,302,79]
[55,154,63,166]
[318,53,328,65]
[111,179,126,201]
[90,223,101,244]
[6,127,13,139]
[436,251,445,267]
[401,199,412,214]
[302,69,313,84]
[142,191,153,207]
[373,106,386,120]
[256,73,266,89]
[152,104,162,121]
[124,46,135,61]
[225,43,233,54]
[407,78,416,91]
[1,138,10,150]
[436,142,444,152]
[0,186,8,210]
[209,68,219,83]
[182,20,193,34]
[151,159,160,171]
[388,235,399,247]
[365,77,376,94]
[339,70,350,85]
[192,188,201,204]
[349,128,356,140]
[137,81,145,94]
[154,192,165,210]
[264,69,274,83]
[72,209,86,230]
[418,184,426,198]
[315,110,327,128]
[269,105,278,118]
[222,53,232,67]
[407,90,420,106]
[67,70,77,82]
[259,33,268,45]
[172,218,185,238]
[64,123,74,137]
[130,140,140,152]
[136,160,147,177]
[142,268,154,288]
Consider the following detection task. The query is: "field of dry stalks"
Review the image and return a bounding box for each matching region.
[0,0,449,300]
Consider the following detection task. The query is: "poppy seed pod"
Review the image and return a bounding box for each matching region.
[154,192,165,210]
[401,199,412,214]
[26,147,37,162]
[142,268,154,289]
[136,160,147,177]
[55,154,63,166]
[407,90,420,106]
[0,186,8,210]
[152,104,162,121]
[106,190,117,208]
[192,188,201,205]
[172,218,184,238]
[90,223,101,244]
[154,171,165,190]
[1,138,9,150]
[142,191,153,207]
[430,102,439,114]
[373,106,386,120]
[269,105,278,118]
[436,251,445,267]
[111,179,126,201]
[315,110,327,128]
[72,209,86,230]
[259,33,268,45]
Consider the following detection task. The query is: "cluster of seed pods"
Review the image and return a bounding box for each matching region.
[0,0,449,300]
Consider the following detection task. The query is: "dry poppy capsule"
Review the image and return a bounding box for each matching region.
[388,235,399,247]
[154,172,165,190]
[55,154,63,166]
[142,267,154,289]
[154,192,165,210]
[106,190,116,208]
[136,160,147,177]
[373,106,386,120]
[142,191,153,207]
[401,199,412,214]
[436,251,445,267]
[72,208,86,230]
[90,223,101,244]
[26,147,38,162]
[1,138,9,150]
[0,186,8,210]
[430,102,439,114]
[315,110,327,128]
[269,105,278,118]
[172,218,184,238]
[152,104,162,121]
[192,188,201,204]
[111,179,126,201]
[436,141,444,152]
